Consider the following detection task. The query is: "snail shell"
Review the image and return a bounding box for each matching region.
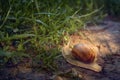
[71,43,98,64]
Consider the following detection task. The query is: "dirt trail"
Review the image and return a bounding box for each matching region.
[83,20,120,80]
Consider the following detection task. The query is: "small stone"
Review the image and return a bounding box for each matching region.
[53,76,63,80]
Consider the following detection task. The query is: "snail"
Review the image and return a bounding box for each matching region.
[71,43,97,64]
[62,41,102,72]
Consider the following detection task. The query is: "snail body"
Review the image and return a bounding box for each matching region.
[71,43,98,64]
[62,42,102,72]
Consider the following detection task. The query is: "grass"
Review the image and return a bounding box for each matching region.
[0,0,120,70]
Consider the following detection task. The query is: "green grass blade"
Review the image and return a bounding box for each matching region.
[0,6,11,29]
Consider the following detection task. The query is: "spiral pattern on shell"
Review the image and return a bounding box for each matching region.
[71,43,97,64]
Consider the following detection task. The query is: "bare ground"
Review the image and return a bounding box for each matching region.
[68,20,120,80]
